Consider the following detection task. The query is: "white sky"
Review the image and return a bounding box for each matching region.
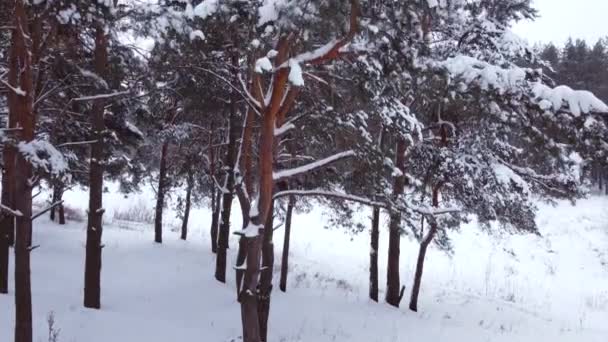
[513,0,608,44]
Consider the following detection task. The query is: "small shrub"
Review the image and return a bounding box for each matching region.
[113,198,155,224]
[47,311,60,342]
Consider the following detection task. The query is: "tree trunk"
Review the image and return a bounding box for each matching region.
[369,206,380,302]
[154,141,169,244]
[83,22,107,310]
[215,96,240,283]
[239,231,263,342]
[258,201,275,342]
[181,173,193,240]
[409,184,441,312]
[279,196,295,292]
[210,188,221,253]
[50,183,64,224]
[58,199,65,225]
[408,224,436,312]
[11,1,34,340]
[0,152,14,294]
[386,140,406,307]
[0,212,8,294]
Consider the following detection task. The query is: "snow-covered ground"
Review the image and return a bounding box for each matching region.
[1,184,607,342]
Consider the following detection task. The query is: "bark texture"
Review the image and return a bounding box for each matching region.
[409,184,441,312]
[279,196,295,292]
[12,2,35,341]
[154,141,169,244]
[180,172,193,240]
[369,206,380,302]
[83,23,107,310]
[386,139,406,307]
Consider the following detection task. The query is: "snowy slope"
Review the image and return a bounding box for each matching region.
[1,185,607,342]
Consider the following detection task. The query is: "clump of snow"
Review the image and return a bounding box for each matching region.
[125,121,144,139]
[255,57,273,73]
[57,5,81,25]
[18,140,68,176]
[189,30,205,41]
[288,59,304,86]
[193,0,219,19]
[532,83,608,116]
[439,55,527,94]
[492,163,529,194]
[258,0,286,26]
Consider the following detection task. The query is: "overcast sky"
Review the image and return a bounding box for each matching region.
[513,0,608,44]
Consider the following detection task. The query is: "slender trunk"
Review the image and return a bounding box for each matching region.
[154,141,169,244]
[50,187,57,222]
[0,155,14,294]
[369,206,380,302]
[83,22,107,310]
[0,212,8,294]
[181,173,193,240]
[12,1,34,340]
[58,198,65,225]
[279,196,295,292]
[258,200,275,342]
[409,184,441,312]
[408,224,436,312]
[210,188,221,253]
[215,68,240,281]
[386,140,406,307]
[50,184,64,223]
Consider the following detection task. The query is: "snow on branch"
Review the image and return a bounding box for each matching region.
[56,140,98,148]
[274,122,295,137]
[18,140,68,176]
[411,205,460,217]
[0,204,23,217]
[31,200,64,221]
[273,150,355,181]
[0,79,26,96]
[72,90,130,102]
[288,0,360,66]
[439,55,608,116]
[273,190,384,207]
[532,83,608,116]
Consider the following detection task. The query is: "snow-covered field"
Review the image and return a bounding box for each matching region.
[1,184,607,342]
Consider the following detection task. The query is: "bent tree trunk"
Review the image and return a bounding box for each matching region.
[181,173,193,241]
[154,141,169,244]
[386,140,406,307]
[83,23,107,310]
[279,196,295,292]
[258,201,275,341]
[409,183,442,312]
[408,222,437,312]
[369,206,380,302]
